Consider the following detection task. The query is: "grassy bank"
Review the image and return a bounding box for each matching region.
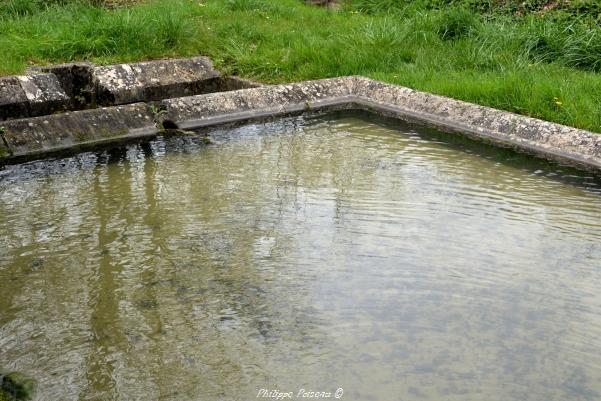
[0,0,600,132]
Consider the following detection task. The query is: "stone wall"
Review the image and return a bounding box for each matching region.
[1,57,600,173]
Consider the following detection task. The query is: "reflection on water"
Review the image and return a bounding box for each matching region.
[1,112,601,401]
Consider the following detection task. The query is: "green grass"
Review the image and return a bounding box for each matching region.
[0,0,600,133]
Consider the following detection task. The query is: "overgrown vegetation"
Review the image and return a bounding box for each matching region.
[0,0,600,132]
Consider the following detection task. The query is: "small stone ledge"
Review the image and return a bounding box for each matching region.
[2,103,156,158]
[1,74,600,173]
[159,76,355,125]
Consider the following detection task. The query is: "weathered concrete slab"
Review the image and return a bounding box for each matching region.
[93,57,221,105]
[3,59,260,122]
[0,74,70,121]
[0,77,30,120]
[350,77,601,170]
[1,72,600,172]
[159,76,355,127]
[17,74,71,117]
[1,103,156,158]
[157,76,601,170]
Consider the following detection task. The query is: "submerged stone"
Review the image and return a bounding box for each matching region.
[0,389,12,401]
[1,372,37,401]
[28,257,45,271]
[162,128,213,144]
[137,299,158,309]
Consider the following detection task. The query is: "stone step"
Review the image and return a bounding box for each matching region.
[2,57,260,122]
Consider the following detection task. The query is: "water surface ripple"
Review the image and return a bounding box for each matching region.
[1,112,601,401]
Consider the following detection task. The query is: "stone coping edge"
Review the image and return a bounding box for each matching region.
[1,76,600,172]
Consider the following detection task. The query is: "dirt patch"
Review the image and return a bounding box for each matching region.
[305,0,342,10]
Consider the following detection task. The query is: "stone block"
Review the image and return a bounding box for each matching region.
[94,57,221,105]
[17,74,71,117]
[0,77,29,120]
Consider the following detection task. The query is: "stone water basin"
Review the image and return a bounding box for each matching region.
[1,111,601,400]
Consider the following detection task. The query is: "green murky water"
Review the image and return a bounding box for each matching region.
[1,112,601,401]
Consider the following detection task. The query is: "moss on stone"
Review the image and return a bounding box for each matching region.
[72,131,89,142]
[100,128,128,138]
[0,126,11,159]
